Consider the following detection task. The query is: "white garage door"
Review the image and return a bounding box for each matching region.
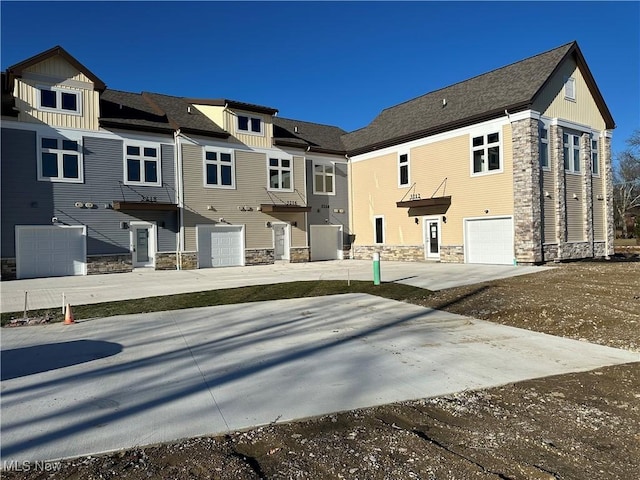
[16,226,86,279]
[465,217,514,265]
[197,225,244,268]
[310,225,343,261]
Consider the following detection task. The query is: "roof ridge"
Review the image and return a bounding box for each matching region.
[377,41,576,115]
[276,116,345,130]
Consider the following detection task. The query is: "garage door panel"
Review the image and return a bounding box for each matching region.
[16,226,86,279]
[198,225,244,268]
[310,225,343,261]
[465,218,514,265]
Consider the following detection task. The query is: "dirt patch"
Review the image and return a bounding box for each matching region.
[3,261,639,479]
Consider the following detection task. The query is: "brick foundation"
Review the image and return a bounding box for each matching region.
[86,254,132,275]
[1,258,17,280]
[352,245,424,261]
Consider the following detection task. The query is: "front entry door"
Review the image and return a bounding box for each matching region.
[424,218,440,259]
[273,223,289,260]
[132,224,154,267]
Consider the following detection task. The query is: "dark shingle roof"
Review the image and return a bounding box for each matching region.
[100,89,173,133]
[99,90,229,138]
[273,117,347,154]
[187,98,278,115]
[342,41,614,155]
[143,92,229,138]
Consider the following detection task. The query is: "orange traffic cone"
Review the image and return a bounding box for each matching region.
[64,303,75,325]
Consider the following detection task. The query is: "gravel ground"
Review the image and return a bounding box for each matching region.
[3,259,639,480]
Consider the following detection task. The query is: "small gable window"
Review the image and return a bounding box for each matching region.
[237,114,263,135]
[564,77,576,101]
[37,86,81,115]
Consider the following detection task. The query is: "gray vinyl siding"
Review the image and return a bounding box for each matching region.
[306,159,351,246]
[541,170,555,244]
[0,128,177,258]
[565,174,584,242]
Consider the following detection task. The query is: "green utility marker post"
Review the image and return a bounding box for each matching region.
[373,252,381,285]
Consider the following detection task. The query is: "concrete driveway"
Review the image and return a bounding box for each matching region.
[1,294,637,463]
[0,260,550,313]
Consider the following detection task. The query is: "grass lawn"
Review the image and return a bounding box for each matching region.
[1,280,433,327]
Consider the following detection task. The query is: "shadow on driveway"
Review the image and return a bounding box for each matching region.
[1,340,123,381]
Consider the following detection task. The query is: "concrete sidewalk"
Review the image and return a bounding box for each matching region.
[0,260,550,313]
[1,294,637,463]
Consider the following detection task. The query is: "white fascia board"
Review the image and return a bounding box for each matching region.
[306,152,348,165]
[349,113,533,164]
[551,118,593,133]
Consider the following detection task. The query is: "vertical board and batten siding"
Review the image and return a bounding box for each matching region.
[350,125,514,247]
[306,158,350,242]
[565,174,584,242]
[591,175,605,241]
[533,57,607,132]
[542,170,556,244]
[0,129,177,258]
[181,144,307,251]
[16,56,100,130]
[224,109,274,150]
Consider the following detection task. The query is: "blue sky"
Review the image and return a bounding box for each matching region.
[1,1,638,155]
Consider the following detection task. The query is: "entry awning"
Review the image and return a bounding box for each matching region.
[112,201,178,211]
[396,196,451,216]
[260,204,311,213]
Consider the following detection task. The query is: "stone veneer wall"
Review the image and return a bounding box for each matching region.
[86,254,132,275]
[439,245,465,263]
[581,133,594,258]
[551,125,568,255]
[602,135,615,256]
[542,244,559,262]
[593,242,608,258]
[245,248,274,265]
[512,118,543,263]
[179,252,198,270]
[290,247,310,263]
[1,258,17,280]
[353,245,424,261]
[155,252,178,270]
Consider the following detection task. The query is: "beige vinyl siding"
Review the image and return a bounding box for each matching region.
[226,110,274,149]
[533,57,607,131]
[182,145,306,251]
[192,104,225,128]
[542,170,556,243]
[15,55,100,130]
[565,174,584,242]
[350,125,514,246]
[592,175,605,241]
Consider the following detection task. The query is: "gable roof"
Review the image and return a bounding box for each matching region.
[1,72,18,117]
[342,41,615,156]
[6,45,106,91]
[273,117,347,155]
[187,98,278,116]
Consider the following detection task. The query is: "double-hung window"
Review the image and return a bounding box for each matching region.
[237,114,263,135]
[125,144,161,186]
[539,124,549,169]
[472,132,501,174]
[37,86,81,115]
[38,136,83,183]
[268,158,292,190]
[313,163,334,194]
[591,138,599,175]
[204,149,235,188]
[563,132,581,173]
[398,153,410,187]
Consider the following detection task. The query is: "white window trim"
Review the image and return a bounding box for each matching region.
[398,151,410,187]
[374,215,385,244]
[37,134,84,183]
[564,76,576,101]
[539,121,550,171]
[312,161,336,195]
[267,157,294,192]
[236,113,264,137]
[123,141,162,187]
[563,131,581,174]
[470,130,503,177]
[36,85,82,116]
[203,148,236,189]
[591,136,600,177]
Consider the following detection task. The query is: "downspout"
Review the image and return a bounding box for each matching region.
[174,129,184,270]
[346,153,353,259]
